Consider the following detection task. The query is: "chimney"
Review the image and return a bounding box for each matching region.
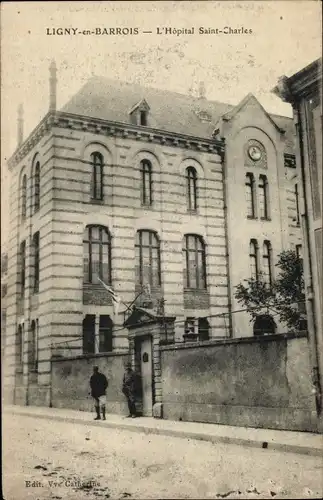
[49,60,57,111]
[17,104,24,146]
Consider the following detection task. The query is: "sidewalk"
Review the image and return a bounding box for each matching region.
[3,404,323,457]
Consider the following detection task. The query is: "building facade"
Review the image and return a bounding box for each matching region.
[4,63,301,406]
[274,58,322,427]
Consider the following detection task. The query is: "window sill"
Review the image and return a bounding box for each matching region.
[184,288,208,293]
[260,217,271,222]
[187,210,198,215]
[141,203,153,208]
[90,198,104,205]
[247,215,257,220]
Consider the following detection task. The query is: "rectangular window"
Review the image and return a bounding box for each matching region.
[99,315,113,352]
[259,175,269,219]
[249,240,258,280]
[20,241,26,296]
[82,314,95,354]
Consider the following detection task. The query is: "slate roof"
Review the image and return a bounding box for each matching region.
[62,76,295,152]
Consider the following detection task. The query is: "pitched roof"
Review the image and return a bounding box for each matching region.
[62,76,295,152]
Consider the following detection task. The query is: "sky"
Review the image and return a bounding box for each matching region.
[1,0,322,243]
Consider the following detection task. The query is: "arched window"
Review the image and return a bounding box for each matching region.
[253,314,276,336]
[34,162,40,213]
[83,226,111,284]
[19,241,26,297]
[245,173,255,218]
[17,324,23,365]
[259,175,269,219]
[183,234,206,289]
[249,239,259,280]
[135,230,161,286]
[32,232,40,293]
[186,167,198,211]
[21,174,27,220]
[263,240,272,287]
[140,160,152,206]
[90,152,104,200]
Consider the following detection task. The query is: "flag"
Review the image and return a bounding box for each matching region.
[97,277,122,317]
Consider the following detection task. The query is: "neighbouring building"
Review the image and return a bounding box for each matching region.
[273,58,322,428]
[3,62,302,411]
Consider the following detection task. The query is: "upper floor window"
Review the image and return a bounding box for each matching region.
[258,174,269,220]
[140,160,152,206]
[17,324,24,365]
[90,152,104,200]
[21,174,27,220]
[30,319,38,371]
[20,241,26,296]
[34,162,40,213]
[295,184,300,226]
[245,173,256,218]
[32,232,40,293]
[135,230,161,287]
[262,240,272,287]
[249,239,259,280]
[186,167,198,212]
[83,225,111,284]
[140,111,147,126]
[183,234,206,289]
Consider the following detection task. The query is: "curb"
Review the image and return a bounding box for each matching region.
[4,408,322,457]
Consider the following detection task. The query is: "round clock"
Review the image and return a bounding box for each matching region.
[248,145,262,161]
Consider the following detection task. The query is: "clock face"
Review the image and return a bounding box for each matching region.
[248,145,262,161]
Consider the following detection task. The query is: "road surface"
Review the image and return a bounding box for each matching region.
[2,413,323,499]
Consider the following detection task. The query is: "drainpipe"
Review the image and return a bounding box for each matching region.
[296,105,322,415]
[221,140,233,337]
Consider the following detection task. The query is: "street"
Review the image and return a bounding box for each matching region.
[2,413,323,500]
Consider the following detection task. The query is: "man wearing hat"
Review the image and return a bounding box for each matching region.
[89,366,109,420]
[122,362,139,418]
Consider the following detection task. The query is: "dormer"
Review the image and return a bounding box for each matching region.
[129,98,150,126]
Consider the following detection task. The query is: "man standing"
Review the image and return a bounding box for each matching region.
[89,366,108,420]
[122,362,139,418]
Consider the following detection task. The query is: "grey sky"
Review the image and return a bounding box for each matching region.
[1,0,322,242]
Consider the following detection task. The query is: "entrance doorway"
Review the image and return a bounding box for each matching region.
[135,336,153,416]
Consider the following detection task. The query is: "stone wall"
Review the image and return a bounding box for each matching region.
[160,333,318,432]
[51,352,129,414]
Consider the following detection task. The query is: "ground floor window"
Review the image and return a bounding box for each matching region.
[253,314,276,336]
[82,314,113,354]
[184,317,210,341]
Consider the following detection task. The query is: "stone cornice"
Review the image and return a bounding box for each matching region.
[8,111,225,169]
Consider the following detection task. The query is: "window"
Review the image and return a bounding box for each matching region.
[263,240,272,287]
[82,314,95,354]
[30,319,38,371]
[140,160,152,206]
[259,175,269,219]
[17,324,24,365]
[34,162,40,213]
[186,167,198,212]
[32,233,39,293]
[135,230,161,287]
[83,226,111,284]
[198,318,210,341]
[19,241,26,296]
[295,184,300,226]
[140,110,147,126]
[183,234,206,289]
[253,314,276,336]
[245,173,256,218]
[90,152,103,200]
[249,239,259,280]
[99,315,113,352]
[21,174,27,220]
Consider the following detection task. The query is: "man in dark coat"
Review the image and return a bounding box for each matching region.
[122,362,139,418]
[89,366,108,420]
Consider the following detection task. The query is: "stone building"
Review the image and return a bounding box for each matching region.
[273,58,322,428]
[4,62,301,407]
